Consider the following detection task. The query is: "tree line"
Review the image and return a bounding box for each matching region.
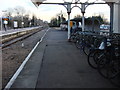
[49,14,109,27]
[0,6,46,30]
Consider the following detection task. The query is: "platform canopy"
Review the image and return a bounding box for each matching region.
[104,0,120,2]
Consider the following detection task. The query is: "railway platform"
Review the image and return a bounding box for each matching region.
[0,26,42,36]
[5,28,117,89]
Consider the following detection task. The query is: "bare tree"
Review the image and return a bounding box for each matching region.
[3,8,13,17]
[74,14,82,18]
[23,14,30,27]
[13,6,26,28]
[14,6,26,17]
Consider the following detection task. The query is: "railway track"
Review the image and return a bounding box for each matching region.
[1,27,45,48]
[2,27,49,89]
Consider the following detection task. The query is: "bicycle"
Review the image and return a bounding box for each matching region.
[97,38,120,79]
[87,36,107,69]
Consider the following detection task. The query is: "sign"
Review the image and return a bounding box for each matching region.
[4,20,8,24]
[3,18,9,21]
[70,21,73,27]
[22,22,24,25]
[14,21,18,28]
[3,17,9,21]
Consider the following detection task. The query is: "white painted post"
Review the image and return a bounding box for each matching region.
[67,3,71,41]
[81,4,85,32]
[82,13,85,31]
[68,14,70,40]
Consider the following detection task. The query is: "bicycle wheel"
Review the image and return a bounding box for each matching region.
[75,39,81,49]
[83,46,90,56]
[87,50,103,69]
[70,35,76,43]
[97,57,119,79]
[109,72,120,88]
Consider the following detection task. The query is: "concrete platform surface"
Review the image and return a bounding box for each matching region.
[10,28,117,89]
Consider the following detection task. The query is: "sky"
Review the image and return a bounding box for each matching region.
[0,0,110,22]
